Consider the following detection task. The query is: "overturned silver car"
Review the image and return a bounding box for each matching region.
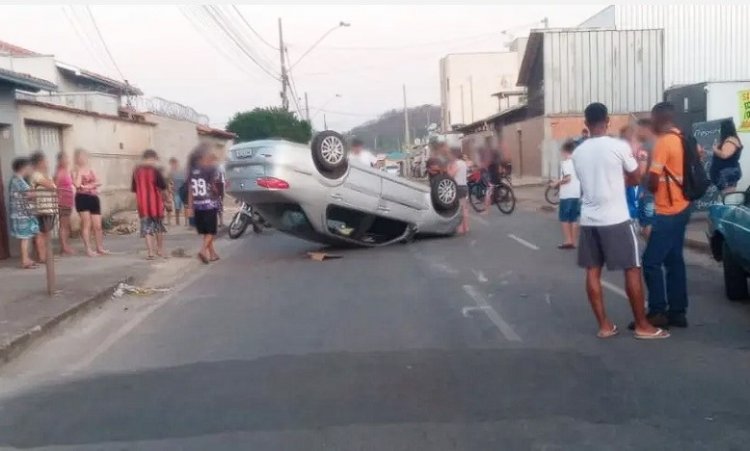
[226,131,461,247]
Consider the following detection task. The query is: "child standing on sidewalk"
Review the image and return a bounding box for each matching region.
[550,140,581,249]
[132,149,167,260]
[187,144,221,264]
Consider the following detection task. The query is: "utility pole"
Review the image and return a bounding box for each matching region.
[460,84,465,124]
[469,76,475,122]
[403,84,410,150]
[542,17,549,28]
[278,18,289,110]
[304,92,310,122]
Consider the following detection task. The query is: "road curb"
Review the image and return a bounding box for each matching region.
[0,277,133,365]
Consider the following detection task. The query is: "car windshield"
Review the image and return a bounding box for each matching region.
[1,4,749,450]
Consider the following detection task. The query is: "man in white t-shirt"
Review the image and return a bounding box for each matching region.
[571,102,669,340]
[550,139,580,249]
[349,138,377,168]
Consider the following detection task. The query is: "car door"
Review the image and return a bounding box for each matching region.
[732,192,750,268]
[379,171,429,222]
[334,163,382,214]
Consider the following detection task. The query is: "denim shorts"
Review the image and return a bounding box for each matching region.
[558,198,581,222]
[173,194,184,211]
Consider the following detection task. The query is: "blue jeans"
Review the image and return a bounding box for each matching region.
[642,207,691,315]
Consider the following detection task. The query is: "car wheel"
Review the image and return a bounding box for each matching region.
[431,173,459,212]
[722,241,750,301]
[311,130,348,174]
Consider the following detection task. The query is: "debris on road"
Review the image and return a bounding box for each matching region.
[112,283,171,298]
[307,252,343,262]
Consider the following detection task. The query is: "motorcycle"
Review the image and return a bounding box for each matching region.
[228,201,269,239]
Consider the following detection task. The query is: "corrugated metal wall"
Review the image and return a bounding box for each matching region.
[543,29,664,114]
[614,5,750,87]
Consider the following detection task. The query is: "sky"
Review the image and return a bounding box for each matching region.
[0,4,605,131]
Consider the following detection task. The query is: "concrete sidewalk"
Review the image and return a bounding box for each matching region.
[0,210,236,364]
[513,185,710,252]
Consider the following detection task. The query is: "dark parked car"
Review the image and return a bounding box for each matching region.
[707,188,750,300]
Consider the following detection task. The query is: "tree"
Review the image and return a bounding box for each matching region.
[226,107,312,144]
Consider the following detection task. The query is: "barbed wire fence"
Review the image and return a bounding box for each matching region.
[132,97,210,125]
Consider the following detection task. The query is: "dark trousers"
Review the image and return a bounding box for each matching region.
[643,207,691,315]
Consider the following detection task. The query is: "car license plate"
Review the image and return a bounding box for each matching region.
[235,148,254,159]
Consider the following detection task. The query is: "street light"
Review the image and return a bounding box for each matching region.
[289,21,350,70]
[311,93,342,119]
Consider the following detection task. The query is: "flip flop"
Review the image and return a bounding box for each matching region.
[197,253,210,264]
[21,263,38,269]
[596,325,619,339]
[210,256,220,262]
[146,255,156,261]
[634,328,670,340]
[557,243,575,249]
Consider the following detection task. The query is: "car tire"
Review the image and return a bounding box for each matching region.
[722,241,750,301]
[311,130,348,175]
[431,173,459,212]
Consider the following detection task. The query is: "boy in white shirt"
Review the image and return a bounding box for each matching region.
[550,140,580,249]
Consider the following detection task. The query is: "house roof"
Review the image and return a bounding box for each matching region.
[197,124,236,140]
[0,67,57,92]
[56,62,143,96]
[0,39,41,57]
[455,104,529,133]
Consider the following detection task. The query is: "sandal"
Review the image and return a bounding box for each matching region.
[21,263,38,269]
[197,253,210,264]
[596,325,619,339]
[634,328,670,340]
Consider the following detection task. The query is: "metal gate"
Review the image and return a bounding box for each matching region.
[26,124,63,164]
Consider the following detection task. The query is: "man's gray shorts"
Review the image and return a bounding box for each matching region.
[578,220,641,270]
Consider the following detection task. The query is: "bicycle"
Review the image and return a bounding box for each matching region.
[544,178,560,205]
[467,169,515,214]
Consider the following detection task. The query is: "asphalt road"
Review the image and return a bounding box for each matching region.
[1,207,750,450]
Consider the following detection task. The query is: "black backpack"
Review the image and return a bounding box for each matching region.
[664,131,710,203]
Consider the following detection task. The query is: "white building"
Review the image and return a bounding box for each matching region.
[580,4,750,88]
[439,38,527,131]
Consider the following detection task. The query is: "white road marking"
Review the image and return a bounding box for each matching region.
[462,285,522,342]
[544,293,552,305]
[507,234,539,250]
[461,305,491,317]
[471,269,488,283]
[602,279,627,298]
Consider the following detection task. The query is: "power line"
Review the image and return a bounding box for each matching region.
[231,5,278,51]
[60,6,110,73]
[84,5,125,80]
[211,5,278,72]
[284,48,304,118]
[179,6,270,82]
[200,5,280,81]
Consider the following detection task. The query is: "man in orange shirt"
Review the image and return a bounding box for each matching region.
[643,102,692,328]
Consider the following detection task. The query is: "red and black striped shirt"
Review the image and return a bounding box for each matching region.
[132,165,167,219]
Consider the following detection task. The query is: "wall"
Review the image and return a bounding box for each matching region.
[578,5,616,28]
[0,55,57,87]
[18,92,120,116]
[543,113,638,178]
[581,5,750,88]
[145,113,200,163]
[542,28,664,115]
[440,51,524,130]
[0,85,20,258]
[17,102,155,216]
[501,116,544,178]
[706,81,750,191]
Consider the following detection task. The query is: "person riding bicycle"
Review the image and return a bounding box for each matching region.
[483,147,506,212]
